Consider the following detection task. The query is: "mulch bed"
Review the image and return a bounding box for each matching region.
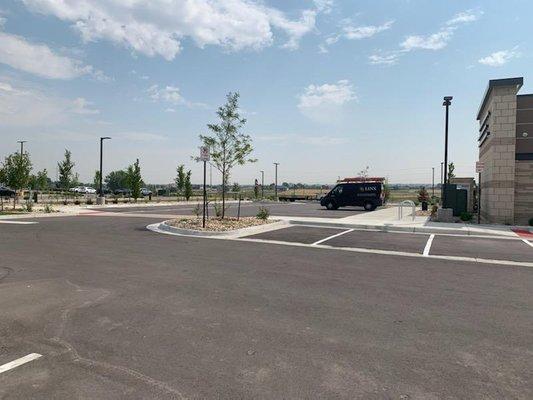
[167,216,272,232]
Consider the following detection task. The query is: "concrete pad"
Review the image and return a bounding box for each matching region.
[324,230,430,254]
[430,236,533,262]
[245,225,347,244]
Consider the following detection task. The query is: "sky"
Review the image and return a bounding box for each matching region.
[0,0,531,186]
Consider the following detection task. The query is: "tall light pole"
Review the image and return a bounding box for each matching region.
[440,162,443,186]
[260,170,264,200]
[442,96,452,207]
[17,140,27,155]
[99,137,111,203]
[273,163,279,201]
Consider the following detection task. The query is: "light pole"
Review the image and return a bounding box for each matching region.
[17,140,27,155]
[99,137,111,204]
[273,163,279,201]
[442,96,452,207]
[260,170,264,199]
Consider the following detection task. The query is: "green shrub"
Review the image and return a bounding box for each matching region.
[86,198,93,205]
[431,205,438,217]
[256,206,270,221]
[44,204,53,213]
[25,201,33,212]
[460,211,473,221]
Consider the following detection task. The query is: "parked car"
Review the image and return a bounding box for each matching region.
[0,186,16,197]
[114,188,132,196]
[141,188,152,196]
[320,179,384,211]
[85,187,96,194]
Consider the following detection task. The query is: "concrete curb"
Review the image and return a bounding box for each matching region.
[155,219,289,239]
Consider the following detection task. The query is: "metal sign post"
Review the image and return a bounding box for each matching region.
[200,147,210,228]
[476,161,484,224]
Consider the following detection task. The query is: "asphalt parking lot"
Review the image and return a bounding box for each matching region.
[94,200,368,219]
[1,211,532,399]
[244,225,533,264]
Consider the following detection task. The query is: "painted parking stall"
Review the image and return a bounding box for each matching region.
[240,225,533,267]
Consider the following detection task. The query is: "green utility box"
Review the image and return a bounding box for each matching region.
[442,184,468,216]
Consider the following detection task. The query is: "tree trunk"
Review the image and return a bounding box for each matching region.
[221,165,226,219]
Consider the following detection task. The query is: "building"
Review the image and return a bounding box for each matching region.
[477,77,533,225]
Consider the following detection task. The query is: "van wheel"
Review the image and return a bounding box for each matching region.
[326,201,337,210]
[364,202,375,211]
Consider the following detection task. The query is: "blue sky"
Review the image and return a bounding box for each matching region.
[0,0,531,185]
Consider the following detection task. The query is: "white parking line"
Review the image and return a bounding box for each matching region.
[0,353,42,374]
[521,238,533,248]
[423,234,435,256]
[311,229,354,246]
[0,221,38,225]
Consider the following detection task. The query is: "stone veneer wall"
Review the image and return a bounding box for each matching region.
[478,85,519,225]
[514,161,533,225]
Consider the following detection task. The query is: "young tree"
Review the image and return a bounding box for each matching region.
[1,152,32,208]
[93,170,101,192]
[418,187,430,203]
[1,152,32,191]
[197,92,255,218]
[58,150,75,190]
[184,170,193,201]
[448,162,456,179]
[105,170,128,192]
[175,164,186,199]
[126,159,143,201]
[232,182,240,192]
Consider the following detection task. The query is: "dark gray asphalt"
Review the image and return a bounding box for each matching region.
[1,215,532,399]
[430,235,533,262]
[246,225,347,244]
[95,201,367,219]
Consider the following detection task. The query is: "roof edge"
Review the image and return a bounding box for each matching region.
[476,77,523,120]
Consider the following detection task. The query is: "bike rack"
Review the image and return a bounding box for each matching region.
[398,200,416,221]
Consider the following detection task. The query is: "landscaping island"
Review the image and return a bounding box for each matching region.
[167,215,274,232]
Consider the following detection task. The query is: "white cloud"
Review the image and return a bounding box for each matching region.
[0,79,100,126]
[478,49,520,67]
[298,80,356,122]
[400,28,454,51]
[343,21,394,40]
[313,0,334,14]
[369,52,400,65]
[71,97,99,115]
[319,20,392,52]
[0,31,106,80]
[400,9,483,52]
[147,84,184,105]
[147,84,208,109]
[22,0,321,58]
[446,9,483,26]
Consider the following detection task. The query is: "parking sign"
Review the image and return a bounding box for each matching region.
[200,146,210,162]
[475,161,484,173]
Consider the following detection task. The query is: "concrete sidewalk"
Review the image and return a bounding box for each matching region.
[271,206,529,237]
